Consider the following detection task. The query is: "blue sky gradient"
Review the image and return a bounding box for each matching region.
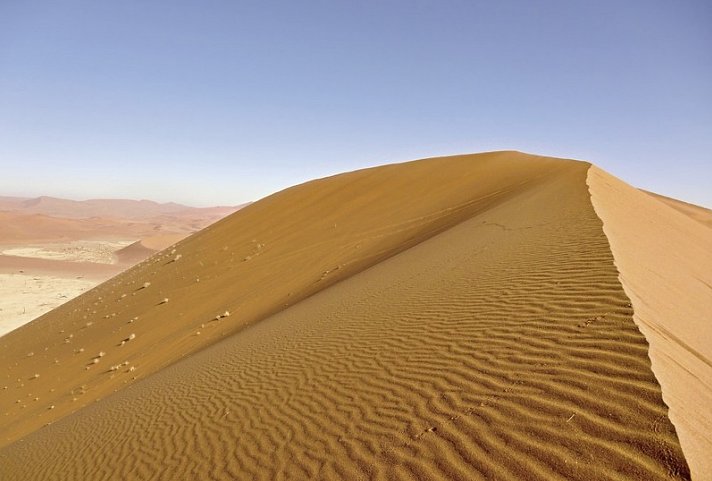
[1,1,710,206]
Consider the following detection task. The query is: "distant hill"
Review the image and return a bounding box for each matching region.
[0,195,240,221]
[0,196,246,243]
[642,191,712,228]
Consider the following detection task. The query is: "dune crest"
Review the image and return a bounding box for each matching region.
[641,191,712,229]
[589,167,712,481]
[0,153,694,480]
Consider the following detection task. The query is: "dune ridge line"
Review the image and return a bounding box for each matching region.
[0,152,693,480]
[588,165,712,481]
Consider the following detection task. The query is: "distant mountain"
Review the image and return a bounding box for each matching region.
[0,195,241,221]
[0,196,247,243]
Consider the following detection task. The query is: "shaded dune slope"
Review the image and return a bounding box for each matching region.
[0,153,689,480]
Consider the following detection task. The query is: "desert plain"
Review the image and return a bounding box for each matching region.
[0,196,239,336]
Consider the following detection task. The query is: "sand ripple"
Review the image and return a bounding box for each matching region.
[0,159,688,479]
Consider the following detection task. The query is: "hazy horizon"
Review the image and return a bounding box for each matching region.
[0,192,244,208]
[1,1,710,208]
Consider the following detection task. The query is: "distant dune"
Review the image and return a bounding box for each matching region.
[0,152,708,480]
[0,211,114,244]
[641,191,712,229]
[0,195,238,221]
[0,196,244,243]
[113,235,186,265]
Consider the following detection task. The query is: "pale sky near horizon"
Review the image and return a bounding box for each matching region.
[1,1,710,207]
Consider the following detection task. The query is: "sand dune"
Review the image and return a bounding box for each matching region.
[641,191,712,229]
[114,235,187,265]
[0,195,239,221]
[0,211,115,244]
[591,169,712,481]
[0,204,240,244]
[0,152,701,480]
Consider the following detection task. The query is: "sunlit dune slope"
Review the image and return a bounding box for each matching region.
[0,151,566,447]
[0,152,694,480]
[591,169,712,481]
[641,191,712,229]
[0,195,238,222]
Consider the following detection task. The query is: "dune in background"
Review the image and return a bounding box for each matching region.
[0,196,239,224]
[0,152,705,480]
[0,196,241,244]
[0,198,242,336]
[641,191,712,229]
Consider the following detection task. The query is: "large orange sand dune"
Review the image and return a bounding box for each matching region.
[0,152,709,480]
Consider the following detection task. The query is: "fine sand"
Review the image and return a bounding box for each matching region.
[0,152,700,480]
[642,191,712,229]
[590,168,712,481]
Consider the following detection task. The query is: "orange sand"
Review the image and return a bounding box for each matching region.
[0,152,698,480]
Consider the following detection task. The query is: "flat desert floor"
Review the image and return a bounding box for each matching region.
[0,272,97,336]
[0,240,132,336]
[0,198,239,337]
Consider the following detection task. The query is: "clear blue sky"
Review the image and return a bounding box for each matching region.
[1,1,710,207]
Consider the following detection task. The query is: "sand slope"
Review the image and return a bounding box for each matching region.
[0,153,693,480]
[590,168,712,481]
[641,191,712,229]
